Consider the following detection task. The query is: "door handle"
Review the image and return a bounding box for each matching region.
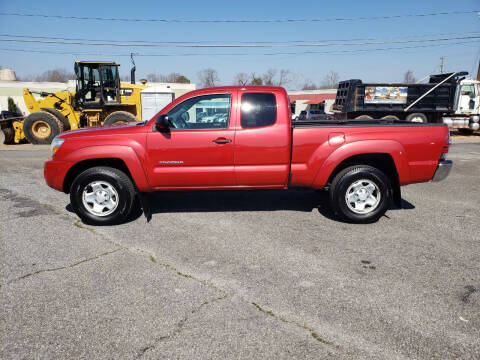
[212,138,232,144]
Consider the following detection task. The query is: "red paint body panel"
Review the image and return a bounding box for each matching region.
[234,88,291,186]
[44,86,450,194]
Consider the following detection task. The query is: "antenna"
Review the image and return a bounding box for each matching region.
[440,56,445,74]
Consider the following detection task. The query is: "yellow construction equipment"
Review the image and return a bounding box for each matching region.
[14,61,151,144]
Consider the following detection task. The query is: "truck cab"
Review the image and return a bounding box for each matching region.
[455,79,480,115]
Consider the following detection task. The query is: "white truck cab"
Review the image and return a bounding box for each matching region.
[443,78,480,130]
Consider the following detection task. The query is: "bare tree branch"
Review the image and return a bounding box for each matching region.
[233,72,249,85]
[319,70,340,89]
[197,68,219,88]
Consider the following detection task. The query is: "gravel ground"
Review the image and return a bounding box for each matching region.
[1,140,479,359]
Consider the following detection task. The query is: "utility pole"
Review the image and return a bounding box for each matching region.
[439,56,445,74]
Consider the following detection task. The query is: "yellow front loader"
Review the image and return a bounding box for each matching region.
[11,61,149,144]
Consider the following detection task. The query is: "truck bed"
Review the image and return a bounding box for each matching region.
[290,120,449,188]
[292,119,448,127]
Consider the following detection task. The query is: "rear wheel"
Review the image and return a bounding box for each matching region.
[103,111,136,126]
[329,165,392,223]
[23,111,63,144]
[1,127,15,144]
[70,166,135,225]
[406,112,427,123]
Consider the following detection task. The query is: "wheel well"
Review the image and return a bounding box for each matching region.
[62,158,134,193]
[327,153,401,206]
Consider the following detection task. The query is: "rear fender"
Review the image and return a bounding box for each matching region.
[62,145,150,191]
[312,139,410,188]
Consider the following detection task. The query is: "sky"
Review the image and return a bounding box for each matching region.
[0,0,479,89]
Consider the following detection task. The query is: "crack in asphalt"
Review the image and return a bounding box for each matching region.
[135,293,229,359]
[4,248,125,286]
[251,302,335,346]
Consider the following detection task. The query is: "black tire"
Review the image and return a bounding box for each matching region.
[355,115,373,120]
[103,111,137,126]
[23,111,64,144]
[406,113,427,123]
[1,127,15,144]
[329,165,392,223]
[381,115,399,121]
[41,108,71,131]
[70,166,136,225]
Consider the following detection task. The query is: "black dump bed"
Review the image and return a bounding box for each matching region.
[333,72,467,114]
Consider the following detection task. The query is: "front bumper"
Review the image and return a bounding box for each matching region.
[432,160,453,182]
[44,159,74,191]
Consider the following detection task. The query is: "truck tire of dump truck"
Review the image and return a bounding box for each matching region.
[23,111,64,144]
[381,115,400,121]
[1,127,15,144]
[103,111,137,126]
[355,115,373,120]
[406,113,427,123]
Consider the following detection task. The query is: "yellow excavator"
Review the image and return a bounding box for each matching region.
[14,60,151,144]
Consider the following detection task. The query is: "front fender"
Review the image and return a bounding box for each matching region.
[312,139,410,188]
[61,145,151,191]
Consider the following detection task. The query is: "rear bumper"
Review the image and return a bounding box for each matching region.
[432,160,452,182]
[44,159,74,192]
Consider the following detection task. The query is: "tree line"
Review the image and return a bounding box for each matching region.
[14,66,420,89]
[16,67,342,89]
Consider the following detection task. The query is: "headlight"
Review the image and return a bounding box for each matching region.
[50,136,64,154]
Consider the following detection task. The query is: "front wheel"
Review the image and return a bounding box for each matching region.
[70,166,136,225]
[329,165,392,223]
[23,111,64,144]
[355,115,373,120]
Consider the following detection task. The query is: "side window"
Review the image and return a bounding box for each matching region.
[461,85,475,96]
[241,93,277,128]
[167,94,231,130]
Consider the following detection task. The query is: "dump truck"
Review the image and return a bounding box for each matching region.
[333,71,480,131]
[4,61,175,144]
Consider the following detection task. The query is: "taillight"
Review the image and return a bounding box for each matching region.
[440,132,450,160]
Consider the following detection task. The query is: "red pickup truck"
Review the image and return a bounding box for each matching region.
[44,86,452,225]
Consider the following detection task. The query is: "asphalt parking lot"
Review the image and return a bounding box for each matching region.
[1,139,479,359]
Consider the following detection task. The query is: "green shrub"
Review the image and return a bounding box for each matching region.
[7,97,19,114]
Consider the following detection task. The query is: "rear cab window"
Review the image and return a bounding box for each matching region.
[241,93,277,128]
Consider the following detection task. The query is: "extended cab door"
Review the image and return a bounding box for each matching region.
[234,90,291,186]
[146,92,236,188]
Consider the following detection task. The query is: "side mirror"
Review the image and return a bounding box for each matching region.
[155,114,169,130]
